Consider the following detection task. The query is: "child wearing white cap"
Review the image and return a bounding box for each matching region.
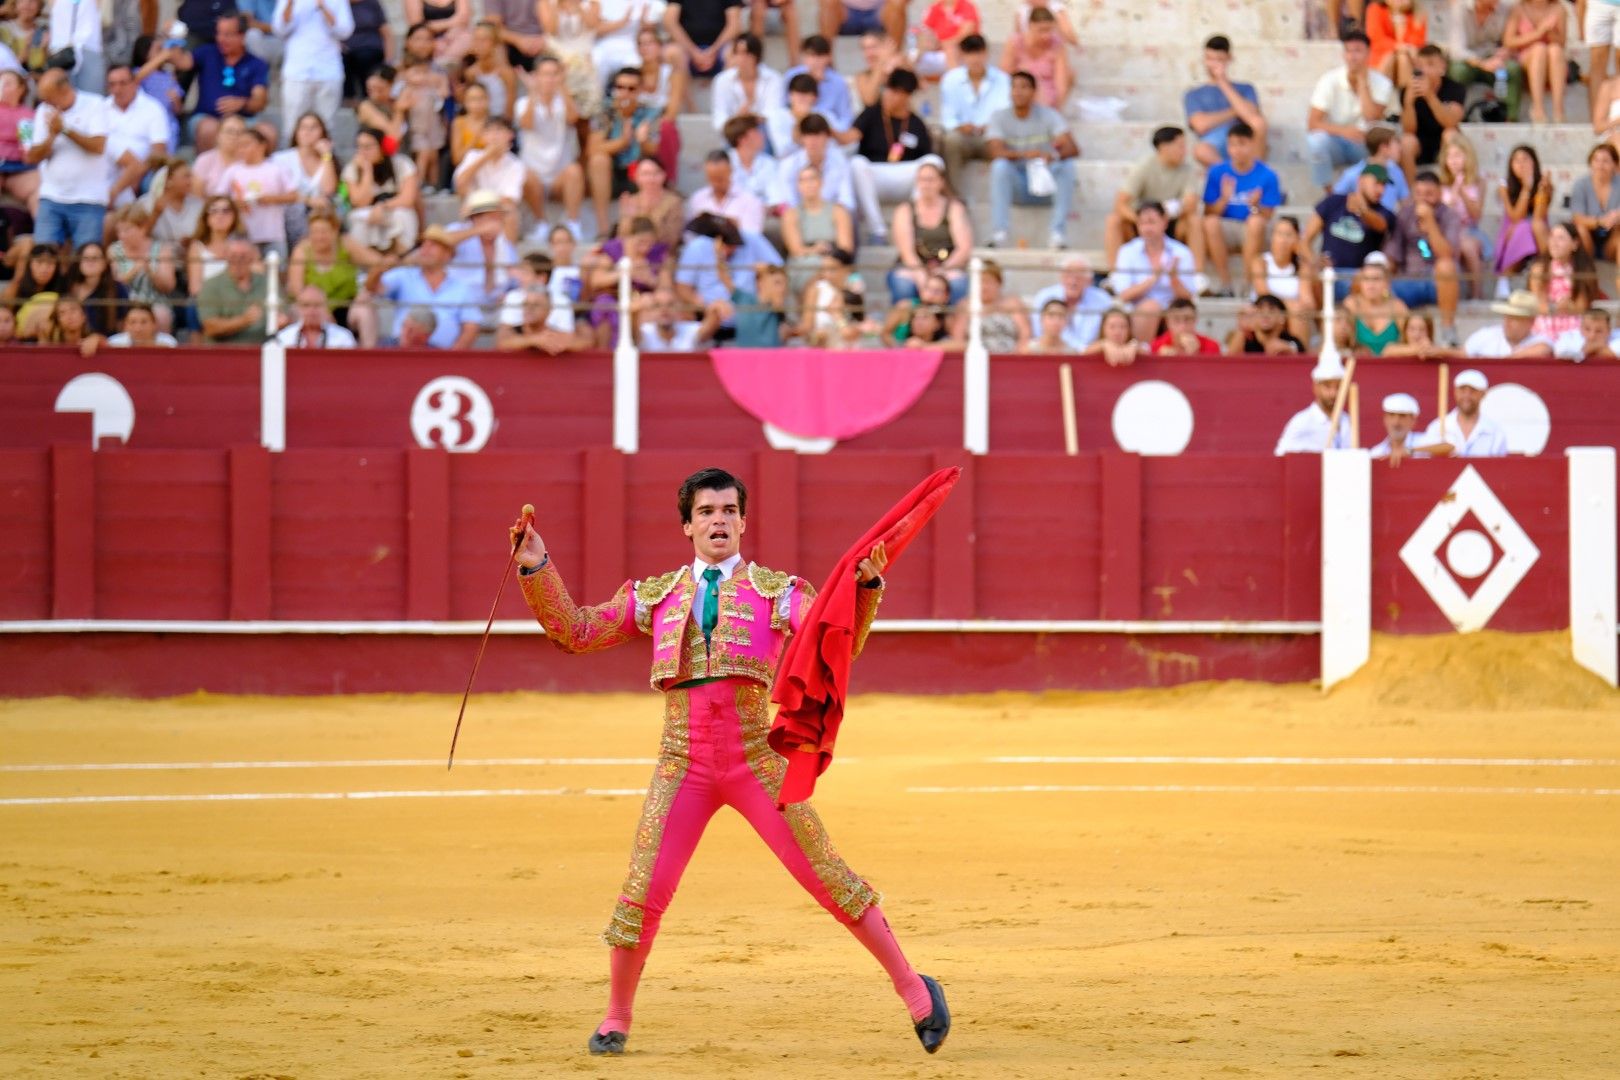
[1419,368,1510,456]
[1370,392,1424,461]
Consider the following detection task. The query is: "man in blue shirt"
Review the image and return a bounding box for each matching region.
[1329,125,1409,213]
[780,35,854,130]
[1200,121,1283,295]
[675,214,783,328]
[170,15,273,152]
[1183,35,1267,168]
[939,34,1010,182]
[366,227,484,349]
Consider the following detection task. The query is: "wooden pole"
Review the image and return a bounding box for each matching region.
[1349,384,1360,449]
[1324,357,1357,450]
[1059,362,1078,456]
[1438,363,1450,442]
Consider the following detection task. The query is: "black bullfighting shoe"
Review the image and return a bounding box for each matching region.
[913,974,951,1054]
[587,1029,627,1055]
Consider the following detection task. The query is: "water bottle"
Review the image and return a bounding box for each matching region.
[335,181,351,218]
[1494,67,1508,100]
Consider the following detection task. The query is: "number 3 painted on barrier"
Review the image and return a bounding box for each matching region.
[410,376,494,452]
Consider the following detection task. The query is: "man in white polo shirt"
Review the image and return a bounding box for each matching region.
[23,67,110,249]
[1369,392,1426,462]
[1275,355,1353,454]
[104,65,172,208]
[1464,289,1554,358]
[1422,369,1510,457]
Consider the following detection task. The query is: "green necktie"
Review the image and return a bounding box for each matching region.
[701,567,722,643]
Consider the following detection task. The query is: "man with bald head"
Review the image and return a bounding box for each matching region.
[198,237,269,344]
[274,285,358,348]
[1029,254,1112,349]
[23,67,110,248]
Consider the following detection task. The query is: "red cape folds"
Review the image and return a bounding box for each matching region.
[767,467,962,806]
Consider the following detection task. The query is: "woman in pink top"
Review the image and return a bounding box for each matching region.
[998,7,1070,110]
[0,70,39,214]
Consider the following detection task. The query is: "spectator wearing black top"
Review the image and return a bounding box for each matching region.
[1306,162,1395,298]
[841,67,933,243]
[666,0,744,78]
[1399,44,1464,179]
[344,0,393,99]
[1226,293,1304,354]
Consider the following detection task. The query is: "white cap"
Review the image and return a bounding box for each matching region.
[1311,357,1346,382]
[1382,392,1420,415]
[1363,251,1391,268]
[1454,368,1489,391]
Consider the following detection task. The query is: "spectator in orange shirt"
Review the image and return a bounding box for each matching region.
[1149,297,1223,354]
[1368,0,1427,90]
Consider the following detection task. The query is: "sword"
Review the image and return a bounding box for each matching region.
[448,503,534,770]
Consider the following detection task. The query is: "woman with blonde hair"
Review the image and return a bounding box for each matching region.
[1437,130,1491,294]
[1337,257,1409,356]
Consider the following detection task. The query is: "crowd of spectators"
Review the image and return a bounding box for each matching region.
[0,0,1617,365]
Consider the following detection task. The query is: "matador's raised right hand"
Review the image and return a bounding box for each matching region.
[510,515,548,569]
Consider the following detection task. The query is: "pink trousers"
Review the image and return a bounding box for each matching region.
[603,677,878,950]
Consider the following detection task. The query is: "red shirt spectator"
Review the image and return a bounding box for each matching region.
[922,0,980,43]
[1150,299,1222,354]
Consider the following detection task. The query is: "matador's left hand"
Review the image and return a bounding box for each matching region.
[855,541,888,585]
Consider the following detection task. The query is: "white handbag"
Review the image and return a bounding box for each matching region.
[1025,157,1056,198]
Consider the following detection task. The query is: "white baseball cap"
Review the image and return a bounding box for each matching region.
[1454,369,1489,391]
[1311,358,1346,382]
[1382,392,1420,415]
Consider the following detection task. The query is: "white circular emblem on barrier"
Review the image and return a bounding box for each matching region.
[411,376,494,452]
[54,372,135,449]
[1111,380,1194,456]
[1444,529,1495,580]
[1481,383,1550,455]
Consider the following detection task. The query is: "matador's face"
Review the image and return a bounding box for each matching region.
[683,487,746,565]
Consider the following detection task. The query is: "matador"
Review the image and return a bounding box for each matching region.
[512,467,951,1057]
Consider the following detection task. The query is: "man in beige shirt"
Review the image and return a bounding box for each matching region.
[1104,126,1205,275]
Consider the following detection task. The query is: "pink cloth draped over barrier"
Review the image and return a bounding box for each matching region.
[708,349,945,440]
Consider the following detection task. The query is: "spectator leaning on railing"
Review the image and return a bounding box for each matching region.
[275,283,359,348]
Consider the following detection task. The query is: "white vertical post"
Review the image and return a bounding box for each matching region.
[963,256,989,454]
[264,250,283,338]
[259,341,286,451]
[1321,448,1372,690]
[1567,447,1618,687]
[1318,265,1341,366]
[612,255,640,454]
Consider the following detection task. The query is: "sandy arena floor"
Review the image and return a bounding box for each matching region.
[2,633,1618,1079]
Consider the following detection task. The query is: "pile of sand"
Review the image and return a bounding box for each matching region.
[1332,631,1616,712]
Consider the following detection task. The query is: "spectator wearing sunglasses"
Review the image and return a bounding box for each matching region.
[170,14,274,154]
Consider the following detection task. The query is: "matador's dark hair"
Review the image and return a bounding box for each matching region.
[678,468,747,523]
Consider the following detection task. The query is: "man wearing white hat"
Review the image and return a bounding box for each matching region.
[1370,392,1426,462]
[1275,357,1353,455]
[1420,369,1509,456]
[1463,289,1554,358]
[444,190,520,305]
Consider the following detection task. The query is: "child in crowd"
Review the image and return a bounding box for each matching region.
[719,262,790,347]
[1023,298,1074,353]
[222,130,298,257]
[399,56,450,194]
[357,66,407,151]
[451,80,491,169]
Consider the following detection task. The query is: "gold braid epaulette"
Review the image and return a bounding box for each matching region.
[747,563,793,599]
[635,567,687,606]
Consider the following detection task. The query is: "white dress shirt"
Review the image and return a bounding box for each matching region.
[685,552,797,627]
[711,64,785,132]
[107,91,172,207]
[273,0,355,84]
[686,185,765,234]
[1464,324,1554,358]
[939,67,1011,131]
[1421,410,1510,457]
[641,321,704,350]
[106,332,178,347]
[1275,402,1352,455]
[274,320,358,348]
[1108,237,1197,309]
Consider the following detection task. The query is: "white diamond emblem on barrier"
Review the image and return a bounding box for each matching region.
[1397,466,1540,633]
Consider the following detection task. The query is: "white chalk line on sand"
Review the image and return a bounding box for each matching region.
[5,755,1617,774]
[3,783,1620,807]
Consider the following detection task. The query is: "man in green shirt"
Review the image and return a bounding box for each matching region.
[197,237,269,344]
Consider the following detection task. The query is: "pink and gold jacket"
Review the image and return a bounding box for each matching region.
[520,558,882,690]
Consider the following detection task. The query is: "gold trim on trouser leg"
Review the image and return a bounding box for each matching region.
[603,689,692,948]
[735,683,880,924]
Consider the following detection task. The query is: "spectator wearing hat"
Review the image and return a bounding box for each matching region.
[452,117,528,239]
[1330,126,1410,213]
[1184,35,1267,168]
[985,70,1078,250]
[365,225,484,349]
[1421,369,1509,456]
[1383,168,1461,345]
[1464,288,1554,357]
[1149,297,1222,355]
[1104,126,1204,280]
[445,190,520,304]
[1201,120,1282,297]
[1307,30,1398,191]
[1275,357,1353,455]
[841,67,933,244]
[939,34,1010,181]
[1308,163,1395,290]
[1370,392,1425,462]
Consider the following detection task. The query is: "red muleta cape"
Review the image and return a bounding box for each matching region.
[767,466,962,807]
